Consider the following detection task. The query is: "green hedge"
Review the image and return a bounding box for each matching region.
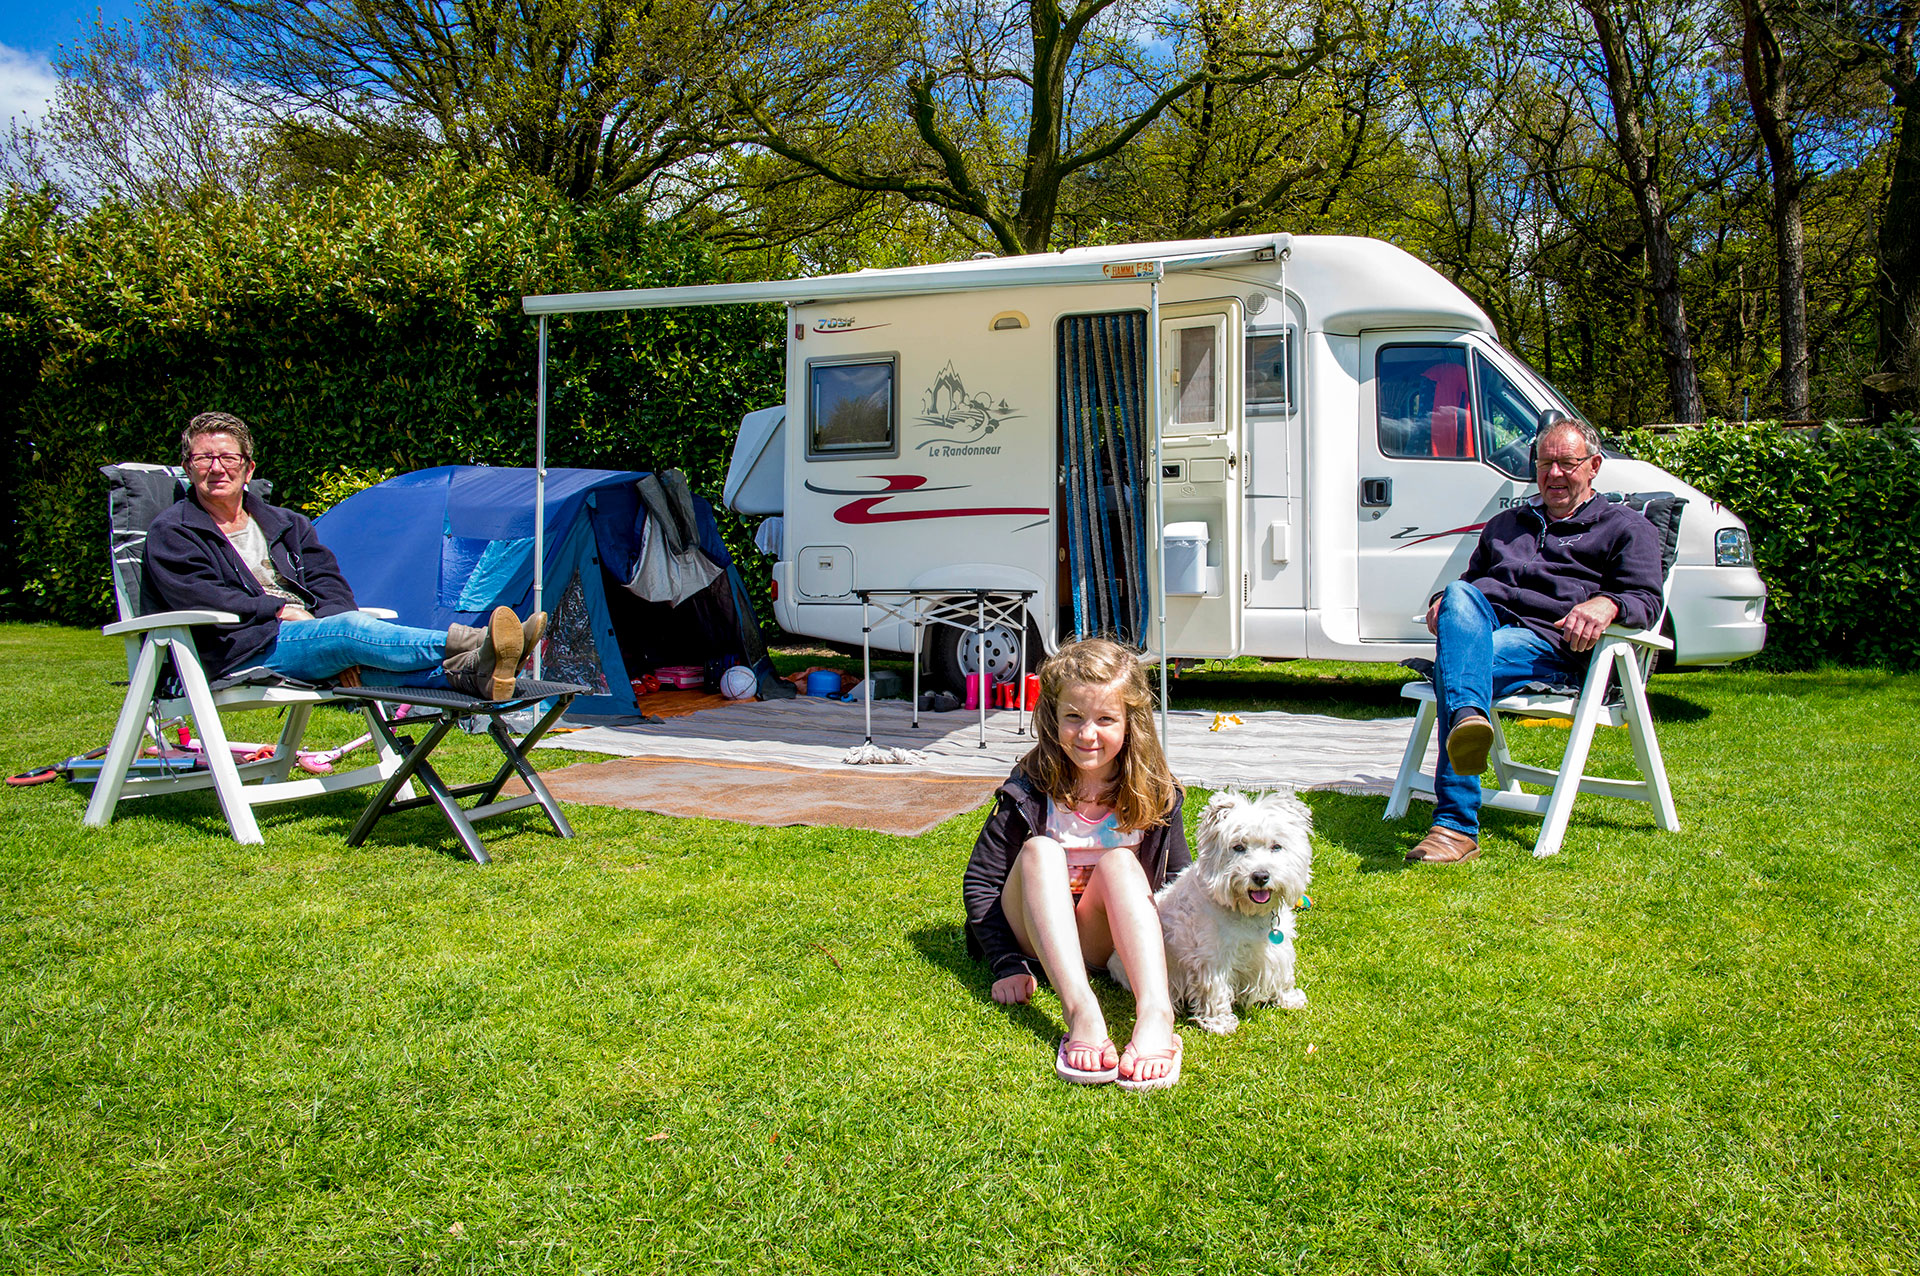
[0,164,782,628]
[1624,419,1920,670]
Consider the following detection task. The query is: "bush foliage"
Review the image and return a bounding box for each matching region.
[0,164,782,627]
[1625,419,1920,670]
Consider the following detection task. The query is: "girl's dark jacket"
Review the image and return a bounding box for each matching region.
[962,768,1191,985]
[141,490,359,678]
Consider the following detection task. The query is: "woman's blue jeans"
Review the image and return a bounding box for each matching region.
[1430,581,1583,837]
[261,611,451,689]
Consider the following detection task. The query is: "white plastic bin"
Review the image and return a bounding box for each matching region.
[1163,521,1209,595]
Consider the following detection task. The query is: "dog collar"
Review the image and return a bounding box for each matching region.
[1270,896,1310,945]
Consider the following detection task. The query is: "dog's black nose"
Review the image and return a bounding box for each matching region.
[1250,870,1270,887]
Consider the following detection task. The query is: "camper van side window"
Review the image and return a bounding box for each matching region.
[808,357,898,457]
[1376,345,1476,460]
[1245,329,1293,415]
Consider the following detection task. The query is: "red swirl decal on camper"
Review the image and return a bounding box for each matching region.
[806,475,1047,524]
[1389,522,1486,548]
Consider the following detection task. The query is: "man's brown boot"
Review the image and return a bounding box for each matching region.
[1445,710,1494,776]
[1406,826,1480,863]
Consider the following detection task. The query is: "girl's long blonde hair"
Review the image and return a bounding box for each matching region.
[1020,637,1181,832]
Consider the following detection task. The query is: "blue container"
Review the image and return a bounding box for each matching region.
[805,670,842,697]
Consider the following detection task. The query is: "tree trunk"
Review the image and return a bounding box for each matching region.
[1740,0,1810,419]
[1580,0,1703,423]
[1879,51,1920,414]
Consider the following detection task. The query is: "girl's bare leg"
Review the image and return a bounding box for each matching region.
[1002,837,1115,1074]
[1080,849,1178,1083]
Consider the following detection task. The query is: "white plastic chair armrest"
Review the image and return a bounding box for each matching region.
[102,609,240,637]
[358,607,398,620]
[1602,623,1672,651]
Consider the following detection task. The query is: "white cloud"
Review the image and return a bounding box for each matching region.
[0,44,59,131]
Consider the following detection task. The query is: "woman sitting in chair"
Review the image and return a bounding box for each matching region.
[142,411,544,701]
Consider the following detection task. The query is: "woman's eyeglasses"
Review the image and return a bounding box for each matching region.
[185,453,248,473]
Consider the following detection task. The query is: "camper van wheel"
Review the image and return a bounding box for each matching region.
[929,620,1034,692]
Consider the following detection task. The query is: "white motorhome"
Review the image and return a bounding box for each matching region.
[525,234,1767,687]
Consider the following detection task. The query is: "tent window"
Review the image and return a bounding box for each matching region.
[808,356,898,458]
[545,572,609,694]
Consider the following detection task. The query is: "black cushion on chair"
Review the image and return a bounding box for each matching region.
[1616,492,1687,579]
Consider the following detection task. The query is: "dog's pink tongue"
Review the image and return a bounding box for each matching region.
[1248,889,1272,905]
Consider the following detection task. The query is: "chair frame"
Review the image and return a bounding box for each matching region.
[1384,493,1685,859]
[82,461,413,845]
[1382,623,1680,858]
[82,606,414,844]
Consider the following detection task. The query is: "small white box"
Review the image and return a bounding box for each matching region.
[1163,521,1209,595]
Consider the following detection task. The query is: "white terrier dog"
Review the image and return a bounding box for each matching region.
[1116,790,1313,1034]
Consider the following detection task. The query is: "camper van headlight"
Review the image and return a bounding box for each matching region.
[1715,528,1755,567]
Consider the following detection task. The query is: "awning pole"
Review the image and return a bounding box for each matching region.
[534,314,548,680]
[1149,278,1167,747]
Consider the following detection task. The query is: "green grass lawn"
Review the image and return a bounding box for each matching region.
[1,623,1915,1273]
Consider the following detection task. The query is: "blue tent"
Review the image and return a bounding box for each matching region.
[316,466,761,716]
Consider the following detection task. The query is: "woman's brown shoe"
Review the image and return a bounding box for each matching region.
[1407,826,1481,863]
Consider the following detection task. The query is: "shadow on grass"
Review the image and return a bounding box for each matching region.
[124,786,534,865]
[1299,790,1422,874]
[1648,690,1710,722]
[909,922,1157,1049]
[1168,675,1409,720]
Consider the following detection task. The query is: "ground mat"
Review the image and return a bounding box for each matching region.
[538,697,1436,795]
[511,755,1003,836]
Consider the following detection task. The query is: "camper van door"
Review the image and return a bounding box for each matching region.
[1156,301,1244,657]
[1355,331,1535,642]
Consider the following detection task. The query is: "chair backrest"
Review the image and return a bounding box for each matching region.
[101,464,273,621]
[1614,491,1686,627]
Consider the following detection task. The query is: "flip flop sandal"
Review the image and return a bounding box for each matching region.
[1055,1037,1120,1085]
[1116,1034,1183,1092]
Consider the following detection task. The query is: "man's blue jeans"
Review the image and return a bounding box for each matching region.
[260,611,451,689]
[1430,582,1584,837]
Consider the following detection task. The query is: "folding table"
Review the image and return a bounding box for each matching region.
[853,588,1038,748]
[331,679,588,864]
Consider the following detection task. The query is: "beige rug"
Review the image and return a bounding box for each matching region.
[538,696,1435,795]
[514,755,1003,836]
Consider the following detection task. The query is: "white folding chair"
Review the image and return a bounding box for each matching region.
[1383,495,1685,858]
[81,464,412,844]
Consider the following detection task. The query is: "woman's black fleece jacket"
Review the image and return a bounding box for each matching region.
[141,490,360,678]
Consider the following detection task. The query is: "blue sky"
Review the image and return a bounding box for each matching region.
[0,0,144,57]
[0,0,144,129]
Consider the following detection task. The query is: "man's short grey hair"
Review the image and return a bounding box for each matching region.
[180,411,256,466]
[1537,416,1603,460]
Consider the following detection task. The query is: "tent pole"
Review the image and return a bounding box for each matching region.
[1149,278,1168,748]
[535,314,548,680]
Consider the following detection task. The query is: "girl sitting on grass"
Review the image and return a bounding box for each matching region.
[962,637,1189,1090]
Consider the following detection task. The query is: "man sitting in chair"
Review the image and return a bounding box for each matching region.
[1409,418,1665,865]
[142,411,545,701]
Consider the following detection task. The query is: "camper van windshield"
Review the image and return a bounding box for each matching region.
[1476,352,1545,477]
[1506,350,1591,427]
